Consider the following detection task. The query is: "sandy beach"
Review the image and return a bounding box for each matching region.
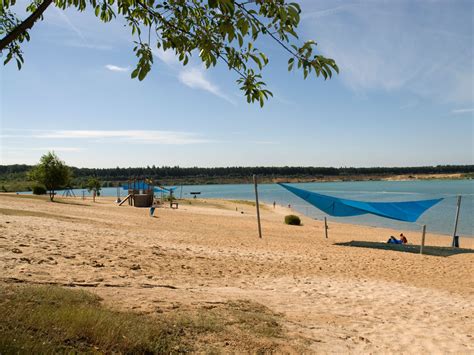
[1,194,473,353]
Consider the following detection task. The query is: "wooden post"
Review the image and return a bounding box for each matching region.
[82,190,85,200]
[253,174,262,239]
[324,217,328,239]
[116,185,121,203]
[420,224,426,255]
[451,196,462,247]
[180,185,183,199]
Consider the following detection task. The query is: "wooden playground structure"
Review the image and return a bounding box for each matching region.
[119,178,155,207]
[117,178,179,209]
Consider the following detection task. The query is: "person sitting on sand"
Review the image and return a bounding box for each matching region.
[388,236,405,244]
[399,233,408,244]
[387,236,398,244]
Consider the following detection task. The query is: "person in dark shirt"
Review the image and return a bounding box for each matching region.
[399,233,408,244]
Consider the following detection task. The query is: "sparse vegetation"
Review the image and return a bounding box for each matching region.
[32,185,46,195]
[0,284,289,353]
[285,215,301,226]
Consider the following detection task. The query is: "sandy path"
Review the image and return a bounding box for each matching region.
[1,194,473,353]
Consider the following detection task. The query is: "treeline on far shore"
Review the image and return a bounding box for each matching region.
[0,164,473,192]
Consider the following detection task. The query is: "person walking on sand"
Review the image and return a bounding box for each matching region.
[273,201,276,209]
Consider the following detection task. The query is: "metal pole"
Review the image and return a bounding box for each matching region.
[180,185,183,199]
[324,217,328,239]
[451,196,462,247]
[253,174,262,239]
[420,224,426,255]
[116,185,121,203]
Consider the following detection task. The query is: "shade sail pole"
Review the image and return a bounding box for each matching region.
[451,196,462,247]
[420,224,426,255]
[324,217,328,239]
[253,175,262,239]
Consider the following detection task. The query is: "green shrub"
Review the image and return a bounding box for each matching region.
[32,185,47,195]
[284,215,301,226]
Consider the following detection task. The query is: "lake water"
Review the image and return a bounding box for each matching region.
[58,180,473,237]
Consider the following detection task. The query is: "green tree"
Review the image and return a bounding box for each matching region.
[1,0,338,106]
[87,177,101,202]
[28,152,71,201]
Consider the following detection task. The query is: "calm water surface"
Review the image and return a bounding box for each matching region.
[58,180,473,237]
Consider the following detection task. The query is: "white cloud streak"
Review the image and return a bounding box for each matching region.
[2,129,210,145]
[153,48,180,66]
[178,67,236,105]
[300,0,473,104]
[5,147,84,152]
[48,7,113,50]
[152,48,235,104]
[54,8,87,42]
[105,64,129,72]
[451,108,474,115]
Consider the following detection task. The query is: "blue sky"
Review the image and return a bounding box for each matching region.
[1,0,473,168]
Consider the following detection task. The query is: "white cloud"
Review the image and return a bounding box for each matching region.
[33,147,84,152]
[153,48,235,104]
[451,108,474,115]
[153,48,180,66]
[300,0,474,104]
[178,67,236,104]
[2,129,210,145]
[54,7,87,42]
[3,147,84,152]
[105,64,129,72]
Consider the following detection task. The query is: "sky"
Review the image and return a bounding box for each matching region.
[1,0,473,168]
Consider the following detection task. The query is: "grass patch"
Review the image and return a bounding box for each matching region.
[228,200,268,210]
[0,194,90,206]
[0,208,83,223]
[180,199,232,210]
[0,285,292,353]
[180,199,267,211]
[0,285,182,353]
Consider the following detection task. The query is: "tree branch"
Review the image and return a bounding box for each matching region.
[0,0,53,51]
[234,2,300,60]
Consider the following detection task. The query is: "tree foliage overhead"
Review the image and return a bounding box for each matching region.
[28,152,72,201]
[1,0,339,106]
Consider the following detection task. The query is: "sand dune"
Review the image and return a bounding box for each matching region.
[0,194,473,352]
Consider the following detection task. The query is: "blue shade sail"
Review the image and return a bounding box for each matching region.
[122,182,151,190]
[279,183,443,222]
[122,183,175,192]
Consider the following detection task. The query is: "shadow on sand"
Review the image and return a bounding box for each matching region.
[334,241,474,257]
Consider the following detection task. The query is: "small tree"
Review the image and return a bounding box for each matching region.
[28,152,71,201]
[284,214,301,226]
[87,177,102,202]
[32,185,47,195]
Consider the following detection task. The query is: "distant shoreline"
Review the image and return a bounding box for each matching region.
[1,170,472,192]
[152,173,472,186]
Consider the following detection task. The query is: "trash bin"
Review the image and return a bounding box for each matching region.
[452,235,459,248]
